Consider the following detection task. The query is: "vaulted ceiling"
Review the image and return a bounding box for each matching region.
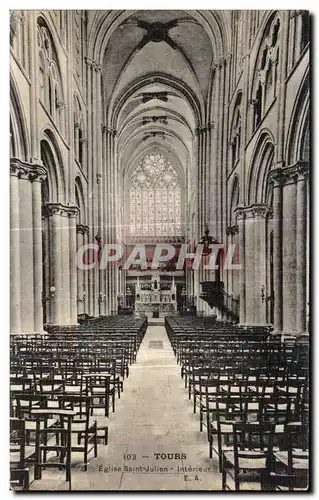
[102,11,214,108]
[87,10,229,213]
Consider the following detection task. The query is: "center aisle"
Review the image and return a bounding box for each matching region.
[34,324,221,491]
[94,324,222,491]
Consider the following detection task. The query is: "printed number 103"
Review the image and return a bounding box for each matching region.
[124,454,136,460]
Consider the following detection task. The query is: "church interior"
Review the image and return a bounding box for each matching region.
[10,10,309,491]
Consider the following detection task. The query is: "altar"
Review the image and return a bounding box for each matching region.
[134,274,177,318]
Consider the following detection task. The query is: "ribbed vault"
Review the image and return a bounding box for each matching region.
[87,10,229,243]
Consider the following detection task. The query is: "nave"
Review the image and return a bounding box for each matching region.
[10,316,309,492]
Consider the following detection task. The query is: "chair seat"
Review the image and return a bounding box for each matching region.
[40,385,63,392]
[274,451,308,469]
[267,403,289,410]
[10,445,35,462]
[25,418,57,430]
[211,421,233,433]
[90,413,109,429]
[65,386,82,393]
[224,450,267,469]
[91,388,110,395]
[71,419,88,432]
[277,387,298,394]
[46,401,61,409]
[11,385,24,392]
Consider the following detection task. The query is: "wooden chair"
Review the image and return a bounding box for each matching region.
[58,394,98,470]
[87,367,116,413]
[83,374,110,444]
[35,377,65,395]
[222,421,276,491]
[210,396,248,471]
[200,377,221,434]
[10,418,30,491]
[268,423,309,491]
[32,408,76,491]
[63,367,84,396]
[15,393,59,445]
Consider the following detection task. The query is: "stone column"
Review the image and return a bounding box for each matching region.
[236,204,269,326]
[101,125,109,316]
[19,178,34,331]
[69,207,79,325]
[93,64,102,317]
[10,166,21,333]
[104,127,112,316]
[76,224,86,315]
[85,57,96,318]
[243,207,255,324]
[252,205,269,325]
[232,225,240,298]
[268,170,283,332]
[45,203,77,326]
[282,170,297,333]
[109,129,117,315]
[28,10,40,161]
[46,204,63,325]
[82,225,90,314]
[31,171,47,333]
[226,227,233,297]
[60,211,71,323]
[10,159,47,333]
[296,162,309,333]
[235,207,246,323]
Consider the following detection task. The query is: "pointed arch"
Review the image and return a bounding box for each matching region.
[10,75,30,161]
[229,175,240,226]
[40,129,66,203]
[37,16,65,133]
[250,11,281,130]
[247,130,275,204]
[75,175,86,224]
[286,71,310,164]
[229,92,242,168]
[73,94,86,168]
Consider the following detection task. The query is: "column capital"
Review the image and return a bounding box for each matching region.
[290,10,304,19]
[223,52,232,64]
[258,68,267,86]
[212,53,231,70]
[246,203,270,219]
[85,56,100,69]
[56,98,66,109]
[10,158,47,182]
[45,202,79,218]
[235,203,270,220]
[226,225,239,236]
[234,205,246,221]
[283,161,309,183]
[268,161,309,187]
[67,205,80,218]
[195,122,214,135]
[267,166,283,187]
[101,124,117,136]
[76,224,89,235]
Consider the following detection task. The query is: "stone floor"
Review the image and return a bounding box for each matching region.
[30,325,224,491]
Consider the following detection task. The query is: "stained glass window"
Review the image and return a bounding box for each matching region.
[129,152,182,236]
